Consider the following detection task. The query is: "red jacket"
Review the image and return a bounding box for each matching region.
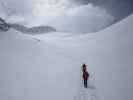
[83,71,89,80]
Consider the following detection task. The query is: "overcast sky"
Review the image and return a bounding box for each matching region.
[0,0,132,33]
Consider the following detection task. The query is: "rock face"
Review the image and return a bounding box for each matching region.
[10,23,56,34]
[0,18,10,31]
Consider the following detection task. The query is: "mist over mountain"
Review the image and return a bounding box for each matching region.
[0,0,114,33]
[0,0,132,33]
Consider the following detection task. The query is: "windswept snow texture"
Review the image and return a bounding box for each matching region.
[0,14,133,100]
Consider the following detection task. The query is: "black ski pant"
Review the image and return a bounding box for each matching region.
[84,80,88,88]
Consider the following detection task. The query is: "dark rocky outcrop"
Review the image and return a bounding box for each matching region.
[0,18,10,31]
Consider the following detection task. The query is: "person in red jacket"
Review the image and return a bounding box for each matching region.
[82,64,89,88]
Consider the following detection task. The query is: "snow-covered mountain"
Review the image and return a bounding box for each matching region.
[10,23,56,34]
[0,17,56,34]
[0,14,133,100]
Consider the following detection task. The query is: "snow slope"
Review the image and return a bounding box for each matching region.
[32,14,133,100]
[0,29,80,100]
[0,14,133,100]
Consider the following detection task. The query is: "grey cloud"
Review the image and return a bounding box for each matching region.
[0,0,32,16]
[0,0,115,33]
[79,0,133,20]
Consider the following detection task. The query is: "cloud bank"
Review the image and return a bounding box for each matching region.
[0,0,114,33]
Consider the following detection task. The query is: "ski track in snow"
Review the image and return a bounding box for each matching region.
[77,76,99,100]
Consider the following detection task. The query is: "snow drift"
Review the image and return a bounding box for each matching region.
[0,14,133,100]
